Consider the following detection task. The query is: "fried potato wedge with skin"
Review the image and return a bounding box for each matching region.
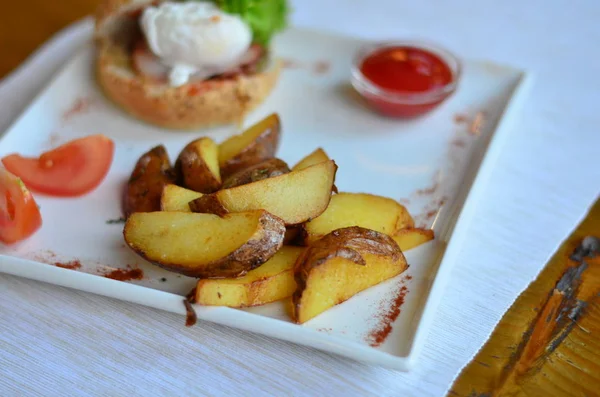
[124,145,175,217]
[195,246,305,307]
[302,192,414,244]
[190,160,338,226]
[176,137,221,193]
[218,113,281,178]
[292,148,331,171]
[393,227,434,251]
[222,158,290,189]
[124,210,285,278]
[160,184,202,212]
[292,227,407,324]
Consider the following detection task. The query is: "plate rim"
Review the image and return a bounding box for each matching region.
[405,70,534,368]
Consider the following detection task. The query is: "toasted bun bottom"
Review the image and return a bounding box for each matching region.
[96,41,281,130]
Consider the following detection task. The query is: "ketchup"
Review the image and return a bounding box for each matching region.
[354,44,459,118]
[361,47,452,92]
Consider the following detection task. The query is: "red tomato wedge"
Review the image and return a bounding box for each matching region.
[0,168,42,244]
[2,135,115,197]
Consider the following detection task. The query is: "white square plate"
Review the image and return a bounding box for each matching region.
[0,27,529,370]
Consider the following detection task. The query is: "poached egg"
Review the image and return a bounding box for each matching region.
[140,2,252,87]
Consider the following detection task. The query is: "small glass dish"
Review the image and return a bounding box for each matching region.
[351,40,462,118]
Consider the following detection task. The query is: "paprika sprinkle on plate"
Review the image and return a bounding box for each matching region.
[351,40,461,118]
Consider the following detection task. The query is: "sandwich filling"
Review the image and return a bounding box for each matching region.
[139,2,257,87]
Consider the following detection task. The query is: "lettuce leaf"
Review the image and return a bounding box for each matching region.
[212,0,289,46]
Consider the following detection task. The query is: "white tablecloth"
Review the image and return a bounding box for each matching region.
[1,2,599,396]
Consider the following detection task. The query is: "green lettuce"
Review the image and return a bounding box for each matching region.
[212,0,289,45]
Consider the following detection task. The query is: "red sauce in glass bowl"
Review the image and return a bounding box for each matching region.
[351,41,461,118]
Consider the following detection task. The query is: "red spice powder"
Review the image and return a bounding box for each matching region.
[453,113,469,124]
[367,284,409,347]
[469,111,486,135]
[416,183,438,196]
[102,267,144,281]
[451,138,467,148]
[53,260,81,270]
[415,171,441,197]
[313,61,331,75]
[47,132,62,147]
[33,250,57,263]
[281,58,302,69]
[424,209,439,220]
[62,97,92,121]
[415,196,448,227]
[187,83,215,97]
[187,86,201,96]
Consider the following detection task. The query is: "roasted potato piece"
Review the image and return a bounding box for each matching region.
[190,160,337,226]
[160,184,202,212]
[175,137,221,193]
[292,227,407,324]
[222,158,290,189]
[124,145,175,217]
[302,193,414,244]
[393,227,434,251]
[124,210,285,278]
[292,148,331,171]
[218,113,281,178]
[195,246,305,307]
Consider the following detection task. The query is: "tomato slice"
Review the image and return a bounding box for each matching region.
[2,135,115,197]
[0,169,42,244]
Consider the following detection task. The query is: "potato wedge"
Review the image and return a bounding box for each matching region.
[302,192,414,244]
[292,148,331,171]
[160,184,202,212]
[222,158,290,189]
[218,113,281,178]
[292,227,407,324]
[393,227,434,251]
[190,160,337,225]
[175,137,221,193]
[195,246,305,307]
[124,210,285,278]
[124,145,175,217]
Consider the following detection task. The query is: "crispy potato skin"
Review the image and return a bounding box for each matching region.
[175,138,221,193]
[124,210,286,278]
[222,158,290,189]
[219,114,281,178]
[294,227,402,275]
[194,246,304,307]
[124,145,175,217]
[292,227,405,323]
[188,194,229,217]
